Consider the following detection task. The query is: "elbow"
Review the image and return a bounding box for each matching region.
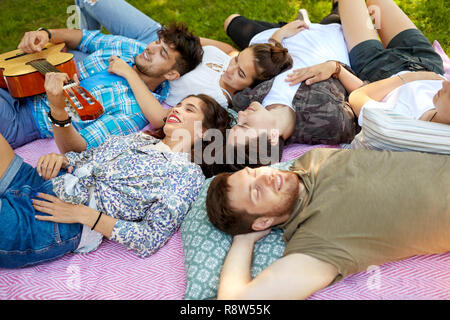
[348,90,361,117]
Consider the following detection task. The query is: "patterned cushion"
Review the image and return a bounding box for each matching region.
[180,160,294,300]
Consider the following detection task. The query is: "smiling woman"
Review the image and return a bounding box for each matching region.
[0,92,232,268]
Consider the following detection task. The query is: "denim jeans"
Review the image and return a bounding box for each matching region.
[0,155,82,268]
[0,89,41,149]
[74,0,162,44]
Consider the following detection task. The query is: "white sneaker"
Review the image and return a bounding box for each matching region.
[297,8,311,25]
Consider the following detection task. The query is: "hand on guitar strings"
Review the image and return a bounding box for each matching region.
[44,72,75,113]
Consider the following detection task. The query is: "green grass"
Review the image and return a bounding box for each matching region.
[0,0,448,54]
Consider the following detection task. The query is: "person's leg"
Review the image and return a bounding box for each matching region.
[366,0,416,48]
[338,0,380,52]
[367,0,444,75]
[0,89,41,149]
[0,134,15,183]
[0,159,82,268]
[224,14,287,50]
[320,0,341,25]
[75,0,161,44]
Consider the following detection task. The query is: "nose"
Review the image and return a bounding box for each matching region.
[148,42,159,53]
[237,110,246,123]
[257,172,272,187]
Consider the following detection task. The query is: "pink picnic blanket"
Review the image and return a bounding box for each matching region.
[1,42,449,300]
[1,140,448,300]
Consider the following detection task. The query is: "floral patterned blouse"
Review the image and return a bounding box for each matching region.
[51,132,205,258]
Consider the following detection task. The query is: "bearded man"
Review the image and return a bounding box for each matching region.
[0,21,203,153]
[206,148,450,299]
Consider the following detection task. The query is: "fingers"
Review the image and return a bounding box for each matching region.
[304,75,320,86]
[36,153,65,180]
[34,192,62,203]
[18,31,48,53]
[44,72,70,96]
[32,194,58,220]
[285,68,314,86]
[73,73,80,86]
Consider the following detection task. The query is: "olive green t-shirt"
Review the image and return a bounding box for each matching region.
[281,148,450,283]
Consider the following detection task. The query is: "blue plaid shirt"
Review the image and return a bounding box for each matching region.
[25,30,170,149]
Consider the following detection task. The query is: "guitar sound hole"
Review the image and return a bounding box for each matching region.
[5,48,48,61]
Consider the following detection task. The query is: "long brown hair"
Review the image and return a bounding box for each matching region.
[147,94,232,177]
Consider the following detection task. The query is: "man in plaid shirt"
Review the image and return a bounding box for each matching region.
[0,22,203,152]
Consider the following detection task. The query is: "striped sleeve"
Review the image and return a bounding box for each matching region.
[351,107,450,154]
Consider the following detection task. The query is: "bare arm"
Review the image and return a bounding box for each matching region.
[285,61,365,93]
[218,231,338,300]
[18,28,83,53]
[200,37,239,56]
[349,71,444,116]
[108,56,169,128]
[44,72,88,153]
[34,192,117,239]
[269,20,309,44]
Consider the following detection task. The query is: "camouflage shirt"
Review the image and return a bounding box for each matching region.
[231,67,360,145]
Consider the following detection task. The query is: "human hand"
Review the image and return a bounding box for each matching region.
[285,61,337,86]
[18,30,50,53]
[44,72,71,111]
[271,20,309,43]
[36,153,73,180]
[108,56,135,78]
[234,229,271,244]
[33,192,93,224]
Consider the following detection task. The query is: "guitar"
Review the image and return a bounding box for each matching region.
[0,43,104,121]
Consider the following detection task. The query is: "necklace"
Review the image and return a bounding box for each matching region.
[429,111,438,122]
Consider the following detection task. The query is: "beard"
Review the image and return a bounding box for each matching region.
[134,54,169,78]
[271,170,301,218]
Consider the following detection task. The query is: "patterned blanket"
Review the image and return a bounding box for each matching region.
[1,41,449,300]
[1,139,448,300]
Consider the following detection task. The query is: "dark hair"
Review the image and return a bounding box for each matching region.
[206,172,262,235]
[199,130,285,177]
[147,94,232,178]
[157,22,203,76]
[250,41,293,87]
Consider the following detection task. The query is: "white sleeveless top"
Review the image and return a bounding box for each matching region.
[165,46,232,108]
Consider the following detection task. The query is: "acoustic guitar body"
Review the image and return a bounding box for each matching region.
[0,43,78,98]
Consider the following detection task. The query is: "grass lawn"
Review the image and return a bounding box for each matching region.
[0,0,448,54]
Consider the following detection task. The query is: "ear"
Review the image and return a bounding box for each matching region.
[164,69,181,81]
[251,216,275,231]
[268,129,280,146]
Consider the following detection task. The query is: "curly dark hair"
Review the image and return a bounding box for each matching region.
[157,22,203,76]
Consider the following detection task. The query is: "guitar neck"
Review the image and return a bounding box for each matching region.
[28,59,75,84]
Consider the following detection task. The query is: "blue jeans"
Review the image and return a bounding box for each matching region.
[0,89,41,149]
[75,0,161,44]
[0,155,82,268]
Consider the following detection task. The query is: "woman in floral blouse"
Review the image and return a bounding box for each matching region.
[0,94,231,268]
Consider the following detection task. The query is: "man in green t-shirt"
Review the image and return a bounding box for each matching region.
[206,148,450,299]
